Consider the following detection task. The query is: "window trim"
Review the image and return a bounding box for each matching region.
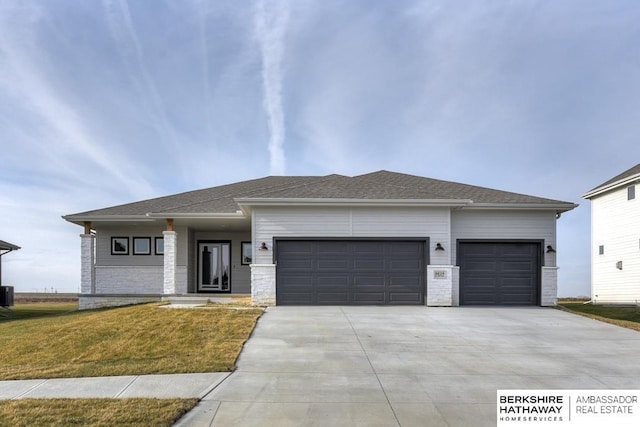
[155,237,164,255]
[111,237,129,255]
[133,237,151,255]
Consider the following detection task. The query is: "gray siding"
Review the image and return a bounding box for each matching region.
[192,230,252,293]
[253,206,450,265]
[451,210,556,267]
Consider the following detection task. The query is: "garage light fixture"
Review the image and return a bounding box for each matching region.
[546,245,556,253]
[259,242,269,251]
[435,243,445,251]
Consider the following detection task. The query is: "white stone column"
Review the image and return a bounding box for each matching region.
[250,264,276,306]
[80,234,95,294]
[163,230,177,295]
[541,266,558,306]
[427,265,459,306]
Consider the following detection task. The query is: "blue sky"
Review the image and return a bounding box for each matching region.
[1,0,639,296]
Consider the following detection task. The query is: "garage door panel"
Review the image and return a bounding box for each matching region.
[277,240,425,305]
[317,242,349,255]
[278,241,314,255]
[353,259,386,270]
[388,259,423,270]
[389,292,422,303]
[317,260,349,270]
[459,242,539,306]
[278,259,315,270]
[352,293,386,304]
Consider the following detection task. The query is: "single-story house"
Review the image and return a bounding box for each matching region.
[63,170,577,309]
[583,163,640,304]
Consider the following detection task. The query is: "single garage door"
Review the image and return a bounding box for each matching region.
[276,240,425,305]
[458,242,540,305]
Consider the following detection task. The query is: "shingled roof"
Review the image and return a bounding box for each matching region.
[583,163,640,199]
[64,170,576,222]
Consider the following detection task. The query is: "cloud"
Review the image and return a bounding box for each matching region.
[254,0,290,175]
[102,0,178,153]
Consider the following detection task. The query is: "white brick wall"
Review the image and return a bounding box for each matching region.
[80,234,95,294]
[251,264,276,306]
[427,265,457,306]
[541,266,558,306]
[95,266,163,294]
[163,231,177,294]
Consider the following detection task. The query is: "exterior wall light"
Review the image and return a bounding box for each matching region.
[259,242,269,251]
[435,243,445,251]
[546,245,556,253]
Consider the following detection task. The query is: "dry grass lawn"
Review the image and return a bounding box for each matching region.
[0,303,262,380]
[557,302,640,332]
[0,398,197,427]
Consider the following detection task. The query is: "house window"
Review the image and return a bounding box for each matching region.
[241,242,252,265]
[133,237,151,255]
[628,185,636,200]
[599,245,604,255]
[111,237,129,255]
[155,237,164,255]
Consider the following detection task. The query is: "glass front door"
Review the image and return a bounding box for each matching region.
[198,242,230,292]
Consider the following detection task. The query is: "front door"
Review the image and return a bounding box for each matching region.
[198,242,231,292]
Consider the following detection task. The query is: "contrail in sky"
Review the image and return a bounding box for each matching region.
[255,0,290,175]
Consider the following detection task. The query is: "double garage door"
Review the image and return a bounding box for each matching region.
[276,240,425,305]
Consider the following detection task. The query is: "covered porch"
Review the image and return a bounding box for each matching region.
[78,215,256,309]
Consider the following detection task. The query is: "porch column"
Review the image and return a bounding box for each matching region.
[163,219,177,295]
[80,223,95,294]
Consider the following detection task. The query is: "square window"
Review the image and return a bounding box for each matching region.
[599,245,604,255]
[241,242,252,265]
[111,237,129,255]
[155,237,164,255]
[133,237,151,255]
[628,185,635,200]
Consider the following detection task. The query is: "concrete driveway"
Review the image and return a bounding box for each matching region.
[179,306,640,426]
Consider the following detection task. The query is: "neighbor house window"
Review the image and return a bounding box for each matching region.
[133,237,151,255]
[155,237,164,255]
[628,185,636,200]
[599,245,604,255]
[111,237,129,255]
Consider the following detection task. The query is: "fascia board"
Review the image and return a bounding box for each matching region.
[62,215,155,225]
[460,203,579,212]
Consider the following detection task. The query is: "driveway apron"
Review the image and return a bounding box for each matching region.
[178,306,640,426]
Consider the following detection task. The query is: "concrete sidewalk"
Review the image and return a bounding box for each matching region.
[0,372,229,400]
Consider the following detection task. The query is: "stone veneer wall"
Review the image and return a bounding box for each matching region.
[95,266,163,294]
[426,265,458,306]
[251,264,276,306]
[541,266,558,306]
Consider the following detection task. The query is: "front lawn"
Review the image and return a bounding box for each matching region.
[0,302,78,321]
[557,302,640,332]
[0,398,197,427]
[0,303,263,380]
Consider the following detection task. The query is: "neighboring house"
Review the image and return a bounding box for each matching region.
[583,163,640,304]
[63,171,577,309]
[0,240,20,307]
